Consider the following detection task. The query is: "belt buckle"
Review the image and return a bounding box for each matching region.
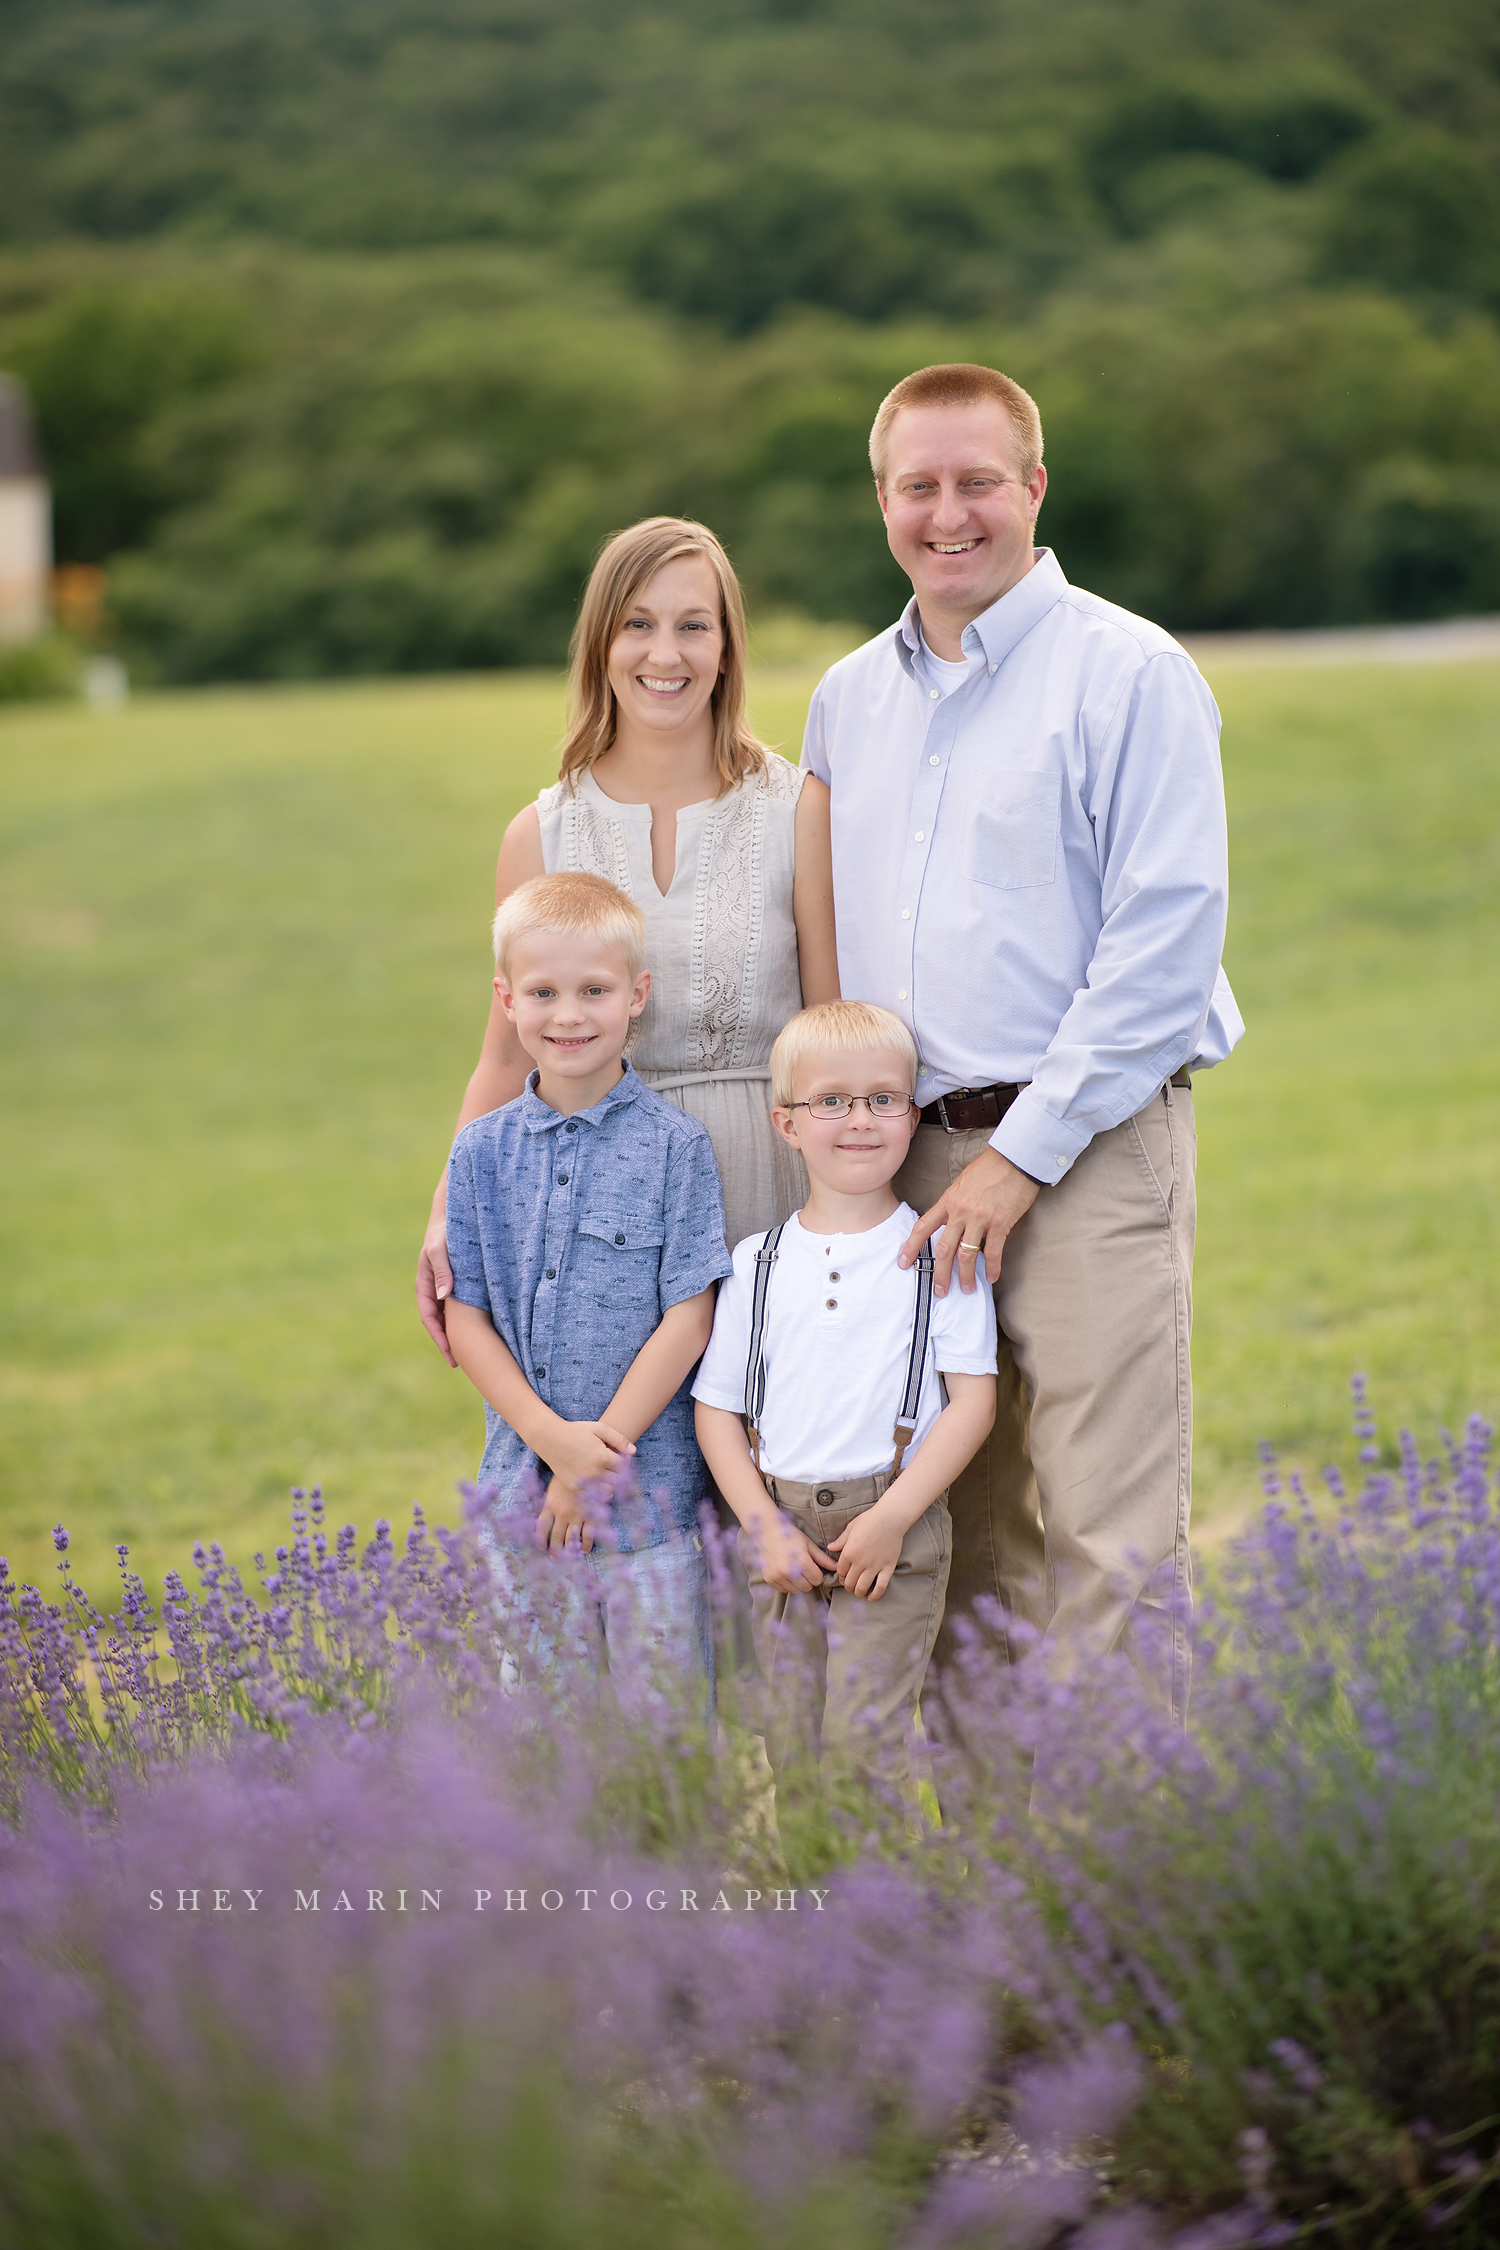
[935,1087,972,1132]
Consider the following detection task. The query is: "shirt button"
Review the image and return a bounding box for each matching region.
[825,1297,838,1310]
[901,908,911,920]
[929,688,939,700]
[536,1366,546,1379]
[565,1120,577,1133]
[1056,1155,1066,1166]
[557,1172,569,1185]
[615,1231,626,1245]
[929,754,939,766]
[914,831,925,842]
[989,664,997,675]
[898,987,908,999]
[545,1267,556,1280]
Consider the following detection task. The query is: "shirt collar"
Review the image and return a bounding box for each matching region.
[519,1057,643,1133]
[894,547,1068,679]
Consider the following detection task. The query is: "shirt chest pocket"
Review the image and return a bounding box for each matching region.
[962,775,1060,891]
[579,1213,665,1257]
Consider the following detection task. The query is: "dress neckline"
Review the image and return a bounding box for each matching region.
[577,769,719,900]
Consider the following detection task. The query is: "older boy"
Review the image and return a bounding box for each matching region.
[444,872,731,1692]
[694,1000,996,1787]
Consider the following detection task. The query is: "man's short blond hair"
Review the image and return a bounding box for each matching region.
[492,872,647,981]
[869,362,1044,488]
[770,1001,920,1111]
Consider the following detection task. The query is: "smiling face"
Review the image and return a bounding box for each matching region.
[878,399,1047,650]
[496,927,651,1115]
[604,554,725,748]
[773,1045,920,1204]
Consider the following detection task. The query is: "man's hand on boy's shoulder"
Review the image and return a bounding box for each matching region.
[828,1503,906,1601]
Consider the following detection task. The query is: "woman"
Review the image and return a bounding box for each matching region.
[417,516,838,1359]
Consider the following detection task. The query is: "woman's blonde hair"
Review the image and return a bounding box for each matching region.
[556,517,768,796]
[770,1002,920,1111]
[492,872,647,981]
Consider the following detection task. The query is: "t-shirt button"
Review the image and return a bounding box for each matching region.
[816,1488,836,1506]
[825,1297,838,1309]
[557,1172,569,1185]
[615,1231,626,1245]
[828,1271,840,1282]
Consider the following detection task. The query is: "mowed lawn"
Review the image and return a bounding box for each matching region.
[2,657,1497,1600]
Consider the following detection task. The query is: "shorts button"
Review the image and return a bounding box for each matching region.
[816,1488,836,1506]
[615,1231,626,1245]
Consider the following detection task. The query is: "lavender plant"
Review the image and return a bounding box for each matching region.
[2,1386,1499,2248]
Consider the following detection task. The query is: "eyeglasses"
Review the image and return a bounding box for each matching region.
[790,1092,915,1119]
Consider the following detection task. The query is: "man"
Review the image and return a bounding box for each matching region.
[799,363,1242,1721]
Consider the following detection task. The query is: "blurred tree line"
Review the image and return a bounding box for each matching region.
[1,0,1498,677]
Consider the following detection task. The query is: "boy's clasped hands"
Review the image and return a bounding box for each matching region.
[755,1500,917,1603]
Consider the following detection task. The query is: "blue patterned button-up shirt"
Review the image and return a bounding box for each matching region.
[446,1063,731,1544]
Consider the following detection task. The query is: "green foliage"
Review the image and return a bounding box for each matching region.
[1317,129,1500,307]
[2,282,259,560]
[0,0,1497,673]
[0,632,81,703]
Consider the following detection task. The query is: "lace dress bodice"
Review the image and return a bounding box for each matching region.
[535,759,808,1245]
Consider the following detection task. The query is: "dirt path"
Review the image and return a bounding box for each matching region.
[1181,613,1500,669]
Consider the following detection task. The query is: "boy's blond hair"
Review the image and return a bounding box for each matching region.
[770,1001,920,1111]
[492,871,647,981]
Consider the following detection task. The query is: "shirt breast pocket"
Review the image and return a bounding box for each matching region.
[963,776,1060,891]
[579,1214,665,1258]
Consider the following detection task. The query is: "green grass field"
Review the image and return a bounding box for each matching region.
[3,656,1498,1600]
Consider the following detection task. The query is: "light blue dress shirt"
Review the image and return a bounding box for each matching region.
[800,549,1244,1183]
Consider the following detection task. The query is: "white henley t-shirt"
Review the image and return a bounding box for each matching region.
[692,1204,997,1485]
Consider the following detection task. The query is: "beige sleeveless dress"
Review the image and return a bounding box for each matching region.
[535,760,808,1250]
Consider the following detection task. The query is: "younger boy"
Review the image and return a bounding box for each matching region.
[693,1000,996,1787]
[444,872,731,1696]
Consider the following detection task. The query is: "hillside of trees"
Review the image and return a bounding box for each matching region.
[2,0,1498,677]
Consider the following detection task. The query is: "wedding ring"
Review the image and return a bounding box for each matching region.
[959,1239,982,1251]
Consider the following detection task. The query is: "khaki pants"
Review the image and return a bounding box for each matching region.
[895,1079,1196,1722]
[742,1471,951,1787]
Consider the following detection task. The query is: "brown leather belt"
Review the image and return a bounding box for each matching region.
[918,1068,1191,1134]
[917,1083,1025,1132]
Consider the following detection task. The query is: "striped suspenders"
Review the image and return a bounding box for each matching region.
[742,1221,788,1471]
[742,1226,936,1478]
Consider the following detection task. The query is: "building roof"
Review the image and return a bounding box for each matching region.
[0,375,45,480]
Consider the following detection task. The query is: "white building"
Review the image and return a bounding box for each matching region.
[0,375,51,646]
